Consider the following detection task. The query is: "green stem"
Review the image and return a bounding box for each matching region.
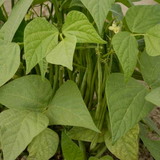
[1,4,8,19]
[35,65,40,75]
[80,69,87,98]
[49,64,54,87]
[132,33,145,36]
[78,141,87,160]
[73,63,86,70]
[11,0,15,8]
[95,145,107,158]
[59,67,63,87]
[53,65,59,96]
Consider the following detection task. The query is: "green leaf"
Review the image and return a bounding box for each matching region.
[24,17,59,74]
[115,0,133,8]
[106,73,154,143]
[0,109,49,160]
[62,11,106,44]
[0,0,5,7]
[139,123,160,160]
[140,51,160,89]
[0,43,20,87]
[69,0,84,8]
[125,5,160,33]
[111,4,124,21]
[67,127,105,143]
[46,35,76,70]
[47,80,99,132]
[1,0,33,42]
[0,75,52,111]
[105,125,139,160]
[145,24,160,56]
[145,87,160,107]
[112,32,139,82]
[100,156,114,160]
[80,0,115,33]
[61,132,84,160]
[27,128,59,160]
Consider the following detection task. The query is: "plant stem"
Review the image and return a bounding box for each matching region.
[49,64,54,86]
[95,145,107,158]
[1,4,8,20]
[53,65,59,96]
[78,141,87,160]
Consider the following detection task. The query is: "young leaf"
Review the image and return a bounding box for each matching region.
[61,132,84,160]
[47,80,99,132]
[0,75,53,112]
[0,43,20,87]
[106,73,154,143]
[46,35,77,70]
[112,32,139,82]
[145,24,160,56]
[125,5,160,33]
[24,17,59,74]
[140,51,160,89]
[139,124,160,160]
[67,127,105,143]
[62,11,106,44]
[105,125,139,160]
[80,0,115,33]
[145,87,160,107]
[0,109,49,160]
[111,4,124,21]
[27,128,59,160]
[1,0,33,42]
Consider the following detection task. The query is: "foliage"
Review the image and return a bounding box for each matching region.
[0,0,160,159]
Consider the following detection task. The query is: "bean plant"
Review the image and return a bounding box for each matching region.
[0,0,160,159]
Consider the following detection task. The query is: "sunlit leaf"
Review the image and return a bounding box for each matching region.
[0,109,49,160]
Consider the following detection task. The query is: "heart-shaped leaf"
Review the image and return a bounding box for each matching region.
[125,5,160,33]
[105,125,139,160]
[112,32,139,82]
[62,11,106,44]
[80,0,115,33]
[46,35,77,70]
[106,73,154,143]
[47,80,99,132]
[145,24,160,56]
[0,109,49,160]
[24,17,59,73]
[0,75,52,112]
